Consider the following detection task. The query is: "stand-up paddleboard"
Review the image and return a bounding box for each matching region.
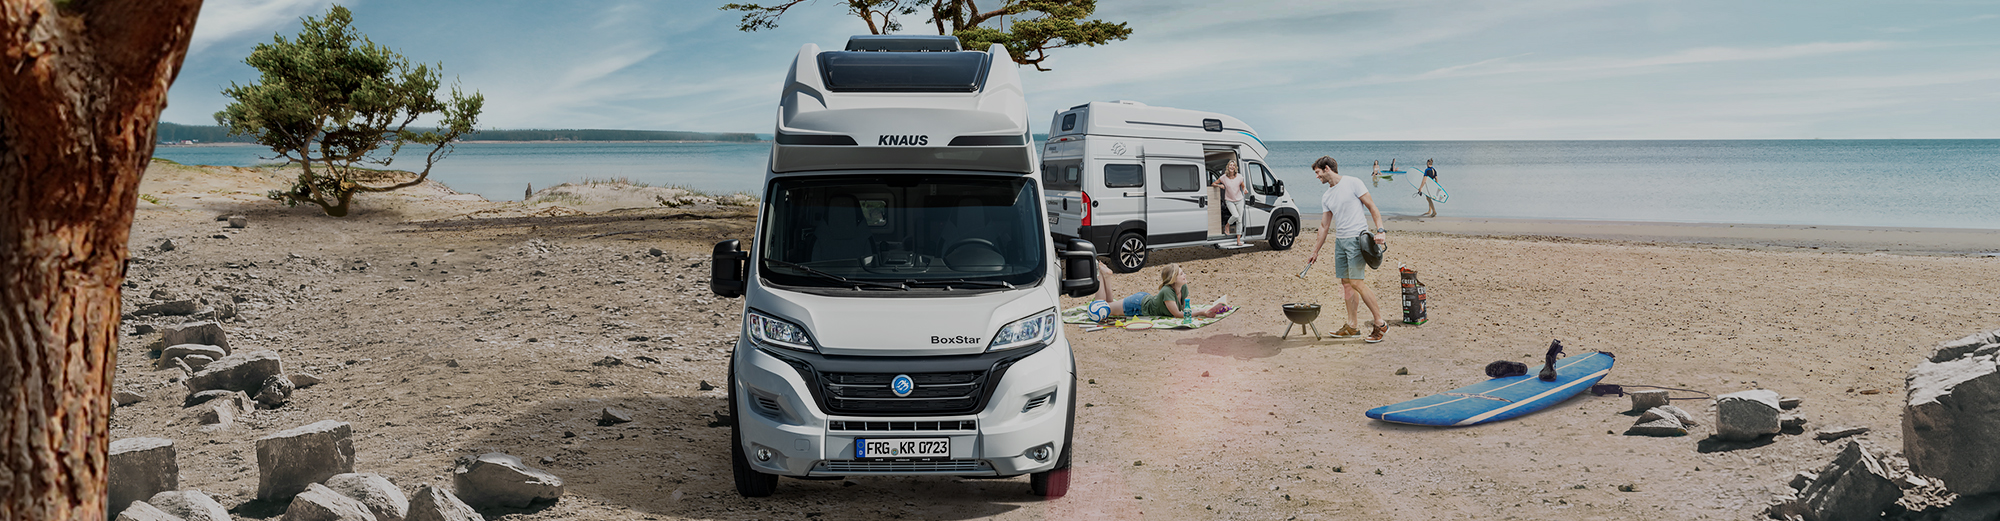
[1366,351,1613,426]
[1406,174,1449,203]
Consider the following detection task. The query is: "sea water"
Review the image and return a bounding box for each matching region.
[152,139,2000,230]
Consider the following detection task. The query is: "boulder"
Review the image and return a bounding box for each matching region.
[182,355,216,371]
[108,438,177,519]
[1627,416,1688,437]
[1815,426,1871,442]
[1641,405,1699,427]
[137,300,203,316]
[186,350,281,394]
[256,420,356,501]
[1629,390,1669,412]
[453,453,564,509]
[1716,390,1783,441]
[114,501,183,521]
[1941,494,2000,521]
[292,372,323,388]
[599,407,633,426]
[228,215,248,228]
[1905,332,2000,495]
[158,344,227,370]
[115,390,146,406]
[283,483,378,521]
[1793,441,1902,521]
[324,473,409,521]
[405,484,480,521]
[159,238,176,251]
[160,321,229,355]
[197,399,240,428]
[257,374,297,408]
[149,289,178,300]
[184,389,247,407]
[147,490,231,521]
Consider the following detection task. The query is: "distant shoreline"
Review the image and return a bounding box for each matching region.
[1384,215,2000,256]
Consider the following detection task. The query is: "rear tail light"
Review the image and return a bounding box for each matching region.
[1080,192,1092,227]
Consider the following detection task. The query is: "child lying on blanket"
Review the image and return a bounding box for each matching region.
[1092,260,1232,319]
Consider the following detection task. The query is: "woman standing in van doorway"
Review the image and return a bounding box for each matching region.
[1303,156,1391,343]
[1210,162,1248,246]
[1091,261,1231,319]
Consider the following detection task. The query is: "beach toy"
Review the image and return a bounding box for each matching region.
[1086,300,1112,321]
[1124,321,1153,330]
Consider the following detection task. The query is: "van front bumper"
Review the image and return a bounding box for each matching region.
[731,339,1074,478]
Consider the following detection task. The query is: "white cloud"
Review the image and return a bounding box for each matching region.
[189,0,338,53]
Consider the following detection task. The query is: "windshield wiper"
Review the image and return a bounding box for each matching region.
[905,279,1014,290]
[763,258,907,290]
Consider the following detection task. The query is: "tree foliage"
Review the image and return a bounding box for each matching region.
[215,5,483,217]
[720,0,1130,71]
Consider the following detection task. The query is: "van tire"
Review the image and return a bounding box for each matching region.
[1268,217,1298,251]
[1110,232,1147,273]
[730,367,779,497]
[1030,381,1076,498]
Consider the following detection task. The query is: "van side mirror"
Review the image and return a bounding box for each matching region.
[710,239,748,298]
[1058,238,1099,298]
[1273,179,1285,195]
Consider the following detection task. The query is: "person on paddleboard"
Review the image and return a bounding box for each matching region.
[1419,159,1440,218]
[1304,156,1391,343]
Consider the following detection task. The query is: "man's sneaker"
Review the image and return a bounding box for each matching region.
[1333,324,1361,338]
[1365,321,1388,343]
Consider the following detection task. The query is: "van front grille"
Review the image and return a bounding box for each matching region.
[828,420,976,432]
[820,371,986,415]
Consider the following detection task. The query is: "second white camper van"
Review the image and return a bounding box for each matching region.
[1042,101,1301,273]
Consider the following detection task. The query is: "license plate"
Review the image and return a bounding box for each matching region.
[856,438,950,459]
[1047,212,1060,225]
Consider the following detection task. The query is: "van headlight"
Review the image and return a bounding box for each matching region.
[989,308,1057,352]
[747,310,816,352]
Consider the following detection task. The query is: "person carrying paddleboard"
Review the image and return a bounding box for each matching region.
[1419,158,1440,218]
[1304,156,1391,343]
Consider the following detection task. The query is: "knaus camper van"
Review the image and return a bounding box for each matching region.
[709,35,1099,498]
[1043,101,1302,273]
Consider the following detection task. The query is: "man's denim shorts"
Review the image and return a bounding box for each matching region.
[1333,237,1366,280]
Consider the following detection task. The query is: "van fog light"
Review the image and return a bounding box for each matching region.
[1027,444,1053,462]
[756,448,773,462]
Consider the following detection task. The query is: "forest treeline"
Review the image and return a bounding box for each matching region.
[156,122,765,143]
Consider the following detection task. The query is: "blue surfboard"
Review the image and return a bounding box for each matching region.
[1366,351,1614,426]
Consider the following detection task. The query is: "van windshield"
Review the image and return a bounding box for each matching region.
[759,174,1046,291]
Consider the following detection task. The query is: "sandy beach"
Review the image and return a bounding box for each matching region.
[108,162,2000,520]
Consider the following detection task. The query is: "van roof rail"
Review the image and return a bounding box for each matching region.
[845,35,962,52]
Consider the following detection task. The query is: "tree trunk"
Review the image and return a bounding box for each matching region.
[0,2,201,519]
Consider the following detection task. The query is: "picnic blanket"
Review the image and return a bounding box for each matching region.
[1060,302,1236,330]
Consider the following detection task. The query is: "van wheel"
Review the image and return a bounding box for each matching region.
[1030,380,1077,498]
[1110,232,1147,273]
[730,368,779,497]
[1269,217,1298,251]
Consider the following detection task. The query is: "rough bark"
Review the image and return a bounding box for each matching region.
[0,1,202,519]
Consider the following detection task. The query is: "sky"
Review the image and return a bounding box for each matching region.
[162,0,2000,140]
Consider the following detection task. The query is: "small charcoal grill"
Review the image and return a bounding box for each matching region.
[1282,303,1322,340]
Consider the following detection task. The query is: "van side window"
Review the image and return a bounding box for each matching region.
[1249,163,1275,195]
[1160,164,1200,192]
[1103,164,1142,188]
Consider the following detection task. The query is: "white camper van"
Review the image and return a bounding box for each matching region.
[709,35,1098,498]
[1042,101,1302,273]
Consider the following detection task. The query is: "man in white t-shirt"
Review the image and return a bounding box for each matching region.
[1303,156,1390,343]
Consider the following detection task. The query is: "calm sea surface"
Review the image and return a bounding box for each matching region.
[153,139,2000,230]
